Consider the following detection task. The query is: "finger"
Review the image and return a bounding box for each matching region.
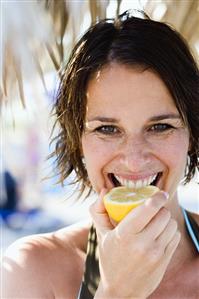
[153,231,181,286]
[161,231,181,269]
[156,218,178,248]
[142,208,171,240]
[89,188,114,236]
[117,191,169,236]
[165,231,181,256]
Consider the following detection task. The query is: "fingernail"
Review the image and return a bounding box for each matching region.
[162,191,169,200]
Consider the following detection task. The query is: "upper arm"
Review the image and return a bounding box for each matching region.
[1,237,54,298]
[1,225,89,299]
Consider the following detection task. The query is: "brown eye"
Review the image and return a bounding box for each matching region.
[96,125,119,135]
[149,123,174,132]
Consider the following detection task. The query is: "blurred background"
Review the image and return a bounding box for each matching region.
[1,0,199,254]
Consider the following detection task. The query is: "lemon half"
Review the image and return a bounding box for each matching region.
[103,186,159,222]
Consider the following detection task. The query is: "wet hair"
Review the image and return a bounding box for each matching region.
[52,10,199,196]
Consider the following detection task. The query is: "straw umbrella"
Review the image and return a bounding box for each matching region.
[1,0,199,108]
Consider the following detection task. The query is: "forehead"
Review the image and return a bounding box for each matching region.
[86,63,178,119]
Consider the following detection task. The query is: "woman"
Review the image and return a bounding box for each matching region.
[2,10,199,299]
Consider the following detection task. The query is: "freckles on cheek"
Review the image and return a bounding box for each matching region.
[81,137,108,168]
[81,137,111,192]
[82,134,116,158]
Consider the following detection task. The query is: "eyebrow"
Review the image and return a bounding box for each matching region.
[87,117,119,123]
[148,114,181,122]
[87,114,181,123]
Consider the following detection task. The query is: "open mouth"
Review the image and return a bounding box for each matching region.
[109,172,162,189]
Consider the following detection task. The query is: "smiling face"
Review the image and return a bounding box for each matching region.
[81,64,190,199]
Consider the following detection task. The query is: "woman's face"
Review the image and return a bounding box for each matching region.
[81,64,190,199]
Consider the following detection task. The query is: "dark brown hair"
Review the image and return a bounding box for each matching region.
[51,10,199,196]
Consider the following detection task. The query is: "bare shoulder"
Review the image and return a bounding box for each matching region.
[2,220,91,298]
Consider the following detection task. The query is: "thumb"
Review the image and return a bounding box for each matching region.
[89,188,114,237]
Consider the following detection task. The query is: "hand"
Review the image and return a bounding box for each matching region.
[90,189,181,299]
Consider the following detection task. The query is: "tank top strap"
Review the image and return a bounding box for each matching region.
[182,208,199,253]
[77,225,100,299]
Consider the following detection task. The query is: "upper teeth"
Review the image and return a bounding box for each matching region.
[115,174,158,189]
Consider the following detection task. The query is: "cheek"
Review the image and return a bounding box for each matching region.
[81,136,115,189]
[82,135,118,162]
[82,137,108,163]
[154,133,189,173]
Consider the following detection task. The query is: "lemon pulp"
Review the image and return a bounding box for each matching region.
[103,185,159,222]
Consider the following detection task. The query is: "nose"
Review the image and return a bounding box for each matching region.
[119,137,153,171]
